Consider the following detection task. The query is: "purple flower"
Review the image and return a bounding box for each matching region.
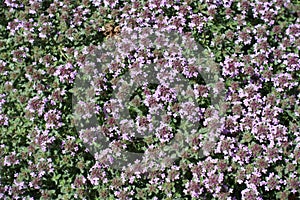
[44,109,62,129]
[54,62,77,83]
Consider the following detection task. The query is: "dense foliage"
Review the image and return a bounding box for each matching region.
[0,0,299,199]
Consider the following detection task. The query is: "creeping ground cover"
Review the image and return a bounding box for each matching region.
[0,0,300,199]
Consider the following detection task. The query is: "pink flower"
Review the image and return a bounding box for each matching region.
[44,109,62,129]
[54,63,77,83]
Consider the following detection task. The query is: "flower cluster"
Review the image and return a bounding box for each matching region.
[0,94,9,126]
[0,0,300,199]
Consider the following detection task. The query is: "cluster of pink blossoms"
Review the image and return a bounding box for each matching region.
[0,0,299,199]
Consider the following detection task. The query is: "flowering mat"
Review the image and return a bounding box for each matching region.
[0,0,300,199]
